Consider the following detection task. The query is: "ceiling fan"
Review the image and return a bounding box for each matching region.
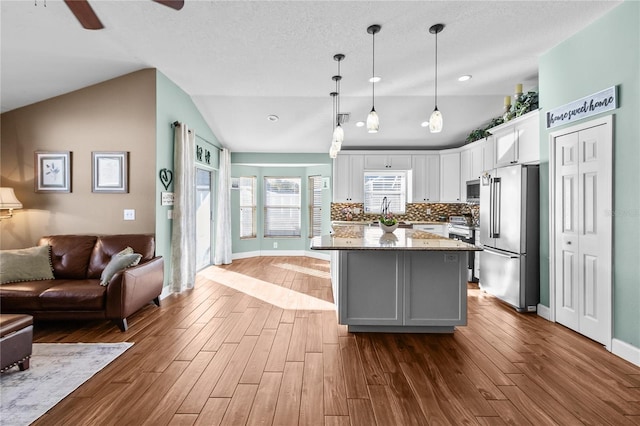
[64,0,184,30]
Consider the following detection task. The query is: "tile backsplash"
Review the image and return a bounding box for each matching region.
[332,202,480,225]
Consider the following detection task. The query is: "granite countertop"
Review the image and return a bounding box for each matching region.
[312,226,481,251]
[331,220,448,226]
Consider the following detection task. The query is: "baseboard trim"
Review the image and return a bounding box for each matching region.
[231,250,329,260]
[259,250,306,257]
[159,287,172,300]
[536,303,551,321]
[232,251,262,260]
[612,338,640,367]
[305,251,330,261]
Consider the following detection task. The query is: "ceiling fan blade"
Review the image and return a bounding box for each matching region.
[64,0,104,30]
[152,0,185,11]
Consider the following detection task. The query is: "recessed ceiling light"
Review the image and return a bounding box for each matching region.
[420,121,429,127]
[458,75,472,82]
[369,76,381,83]
[267,115,279,122]
[356,121,365,127]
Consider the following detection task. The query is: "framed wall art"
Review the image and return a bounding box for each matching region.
[34,151,72,193]
[92,151,129,193]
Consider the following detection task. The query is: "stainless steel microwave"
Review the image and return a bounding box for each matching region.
[466,179,480,203]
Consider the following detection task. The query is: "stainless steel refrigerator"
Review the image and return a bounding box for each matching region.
[479,164,539,312]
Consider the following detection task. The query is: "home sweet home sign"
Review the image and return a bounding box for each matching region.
[546,86,617,129]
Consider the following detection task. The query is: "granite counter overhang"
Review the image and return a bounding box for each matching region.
[331,220,448,225]
[311,227,481,251]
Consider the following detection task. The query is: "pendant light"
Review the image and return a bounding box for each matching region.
[329,91,339,158]
[332,54,345,145]
[429,23,444,133]
[366,25,381,133]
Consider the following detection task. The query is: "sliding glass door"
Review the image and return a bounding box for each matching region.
[196,168,214,270]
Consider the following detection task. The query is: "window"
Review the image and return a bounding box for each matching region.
[363,171,407,214]
[239,176,256,238]
[309,175,323,237]
[264,177,301,237]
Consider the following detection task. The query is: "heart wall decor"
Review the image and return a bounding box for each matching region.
[159,168,173,190]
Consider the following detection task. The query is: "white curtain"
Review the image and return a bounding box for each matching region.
[170,123,196,292]
[214,148,232,265]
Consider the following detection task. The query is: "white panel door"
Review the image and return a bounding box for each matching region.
[555,133,580,330]
[554,122,611,346]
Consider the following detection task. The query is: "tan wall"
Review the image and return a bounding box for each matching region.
[1,69,157,249]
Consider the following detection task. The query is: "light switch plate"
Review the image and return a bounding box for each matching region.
[124,209,135,220]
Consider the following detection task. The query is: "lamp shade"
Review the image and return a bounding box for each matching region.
[329,143,339,159]
[332,124,344,144]
[0,188,23,209]
[367,108,379,133]
[429,108,443,133]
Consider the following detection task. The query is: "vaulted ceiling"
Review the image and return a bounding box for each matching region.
[1,0,621,152]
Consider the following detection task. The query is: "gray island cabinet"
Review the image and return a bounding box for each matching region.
[311,225,481,333]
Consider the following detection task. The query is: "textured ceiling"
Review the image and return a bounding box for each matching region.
[1,0,621,153]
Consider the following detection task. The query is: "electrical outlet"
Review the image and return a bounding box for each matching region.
[273,242,278,248]
[123,209,135,220]
[444,253,458,263]
[426,208,431,215]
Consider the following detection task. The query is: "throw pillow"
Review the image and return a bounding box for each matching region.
[100,249,142,286]
[0,245,55,284]
[114,246,134,257]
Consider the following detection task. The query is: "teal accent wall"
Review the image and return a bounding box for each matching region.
[539,1,640,346]
[155,70,222,289]
[230,153,332,256]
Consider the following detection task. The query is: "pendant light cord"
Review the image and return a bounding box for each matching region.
[372,31,376,109]
[337,59,341,125]
[434,29,438,108]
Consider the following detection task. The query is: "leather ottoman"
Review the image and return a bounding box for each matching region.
[0,314,33,372]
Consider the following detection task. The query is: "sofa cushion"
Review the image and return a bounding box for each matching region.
[39,235,97,279]
[87,235,155,278]
[0,280,57,311]
[0,245,54,284]
[39,280,106,310]
[100,250,142,286]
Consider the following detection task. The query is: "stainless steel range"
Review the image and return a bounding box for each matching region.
[448,216,476,281]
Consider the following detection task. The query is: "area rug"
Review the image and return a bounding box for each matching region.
[0,342,133,426]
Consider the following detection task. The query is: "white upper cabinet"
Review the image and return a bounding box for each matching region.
[440,151,461,202]
[481,137,495,173]
[492,110,540,167]
[469,143,484,179]
[412,154,440,202]
[333,154,364,202]
[364,154,412,170]
[460,149,472,200]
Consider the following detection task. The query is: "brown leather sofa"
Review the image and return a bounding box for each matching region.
[0,234,164,332]
[0,314,33,372]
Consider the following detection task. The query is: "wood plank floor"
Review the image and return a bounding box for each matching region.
[29,256,640,425]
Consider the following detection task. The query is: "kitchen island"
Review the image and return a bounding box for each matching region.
[311,225,481,333]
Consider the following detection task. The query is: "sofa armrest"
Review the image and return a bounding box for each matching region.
[105,256,164,320]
